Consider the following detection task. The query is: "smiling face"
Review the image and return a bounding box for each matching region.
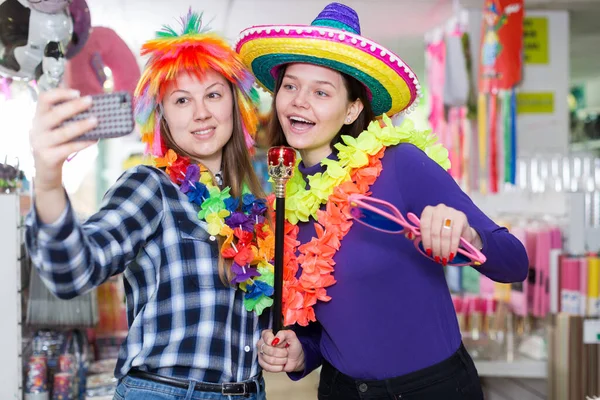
[274,63,363,167]
[161,70,234,173]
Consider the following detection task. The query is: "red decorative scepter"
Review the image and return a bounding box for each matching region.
[267,146,296,333]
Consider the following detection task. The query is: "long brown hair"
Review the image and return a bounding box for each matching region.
[161,83,265,285]
[266,64,376,149]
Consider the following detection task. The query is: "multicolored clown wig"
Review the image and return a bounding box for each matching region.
[134,10,258,157]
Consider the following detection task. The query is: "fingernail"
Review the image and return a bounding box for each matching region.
[83,95,92,104]
[88,116,98,125]
[426,248,432,256]
[434,256,440,263]
[449,253,455,262]
[271,338,280,346]
[70,89,80,97]
[285,343,290,348]
[442,258,447,266]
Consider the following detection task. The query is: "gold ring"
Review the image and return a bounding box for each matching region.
[443,218,452,230]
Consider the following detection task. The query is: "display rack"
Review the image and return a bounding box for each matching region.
[475,358,547,379]
[571,139,600,153]
[0,193,25,399]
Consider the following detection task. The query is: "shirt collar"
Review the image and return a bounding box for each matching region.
[297,152,338,179]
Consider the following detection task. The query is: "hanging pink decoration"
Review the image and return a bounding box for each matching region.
[478,0,524,191]
[425,38,446,148]
[63,27,139,96]
[0,78,11,100]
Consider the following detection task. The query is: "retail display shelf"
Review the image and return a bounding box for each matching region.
[475,358,547,379]
[570,139,600,152]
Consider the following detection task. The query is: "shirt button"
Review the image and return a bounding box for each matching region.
[209,235,216,242]
[244,346,251,353]
[358,383,368,393]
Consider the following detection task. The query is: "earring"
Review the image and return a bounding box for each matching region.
[346,117,351,123]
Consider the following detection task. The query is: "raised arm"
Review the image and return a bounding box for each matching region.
[394,144,528,283]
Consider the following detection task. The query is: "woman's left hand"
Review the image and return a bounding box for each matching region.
[416,204,482,266]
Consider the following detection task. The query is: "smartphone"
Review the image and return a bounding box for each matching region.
[65,91,135,142]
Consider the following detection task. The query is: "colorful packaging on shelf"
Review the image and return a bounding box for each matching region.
[561,257,582,314]
[58,354,76,374]
[26,355,48,393]
[51,373,74,400]
[58,354,79,400]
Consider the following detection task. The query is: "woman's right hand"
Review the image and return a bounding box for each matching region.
[29,88,98,192]
[257,329,305,373]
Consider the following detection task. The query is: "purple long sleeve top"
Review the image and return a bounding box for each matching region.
[288,143,529,381]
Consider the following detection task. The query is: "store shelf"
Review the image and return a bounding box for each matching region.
[570,139,600,152]
[475,359,547,379]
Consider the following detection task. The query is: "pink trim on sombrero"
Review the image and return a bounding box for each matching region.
[236,25,421,109]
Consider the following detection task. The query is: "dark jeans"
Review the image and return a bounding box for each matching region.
[318,343,484,400]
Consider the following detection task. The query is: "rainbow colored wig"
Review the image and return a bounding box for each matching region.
[134,10,258,156]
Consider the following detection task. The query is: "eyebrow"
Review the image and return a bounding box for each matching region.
[205,82,225,91]
[169,82,225,96]
[170,89,190,96]
[284,74,337,89]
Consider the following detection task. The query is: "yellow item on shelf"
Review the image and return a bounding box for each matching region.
[588,256,600,316]
[494,282,511,303]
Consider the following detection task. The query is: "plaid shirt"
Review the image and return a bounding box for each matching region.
[25,165,268,382]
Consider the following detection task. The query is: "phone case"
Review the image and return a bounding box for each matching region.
[66,92,135,141]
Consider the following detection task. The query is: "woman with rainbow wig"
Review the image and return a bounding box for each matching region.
[26,10,272,399]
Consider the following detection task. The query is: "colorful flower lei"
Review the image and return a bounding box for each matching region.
[155,149,276,315]
[283,116,451,225]
[281,115,451,326]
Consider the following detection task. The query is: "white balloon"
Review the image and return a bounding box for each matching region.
[25,0,70,14]
[0,1,72,81]
[13,8,72,80]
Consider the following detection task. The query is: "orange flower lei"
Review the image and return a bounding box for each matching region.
[281,148,386,326]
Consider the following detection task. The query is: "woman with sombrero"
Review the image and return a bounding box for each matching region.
[237,3,528,399]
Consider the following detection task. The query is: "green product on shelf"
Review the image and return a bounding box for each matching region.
[462,266,481,294]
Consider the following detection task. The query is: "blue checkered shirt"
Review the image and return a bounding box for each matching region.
[25,165,268,382]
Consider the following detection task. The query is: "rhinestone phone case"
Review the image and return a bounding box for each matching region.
[66,92,135,141]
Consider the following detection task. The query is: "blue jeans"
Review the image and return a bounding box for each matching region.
[113,375,267,400]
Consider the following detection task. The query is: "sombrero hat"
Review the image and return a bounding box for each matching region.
[235,2,422,117]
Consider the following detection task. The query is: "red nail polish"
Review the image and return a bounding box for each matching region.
[285,343,290,348]
[442,258,447,266]
[271,338,280,346]
[407,233,414,240]
[449,253,455,262]
[426,249,432,256]
[434,256,440,263]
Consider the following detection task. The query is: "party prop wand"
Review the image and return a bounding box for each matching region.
[267,146,296,333]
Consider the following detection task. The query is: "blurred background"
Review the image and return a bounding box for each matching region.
[2,0,600,399]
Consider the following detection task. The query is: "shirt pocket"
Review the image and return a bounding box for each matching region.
[178,218,221,288]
